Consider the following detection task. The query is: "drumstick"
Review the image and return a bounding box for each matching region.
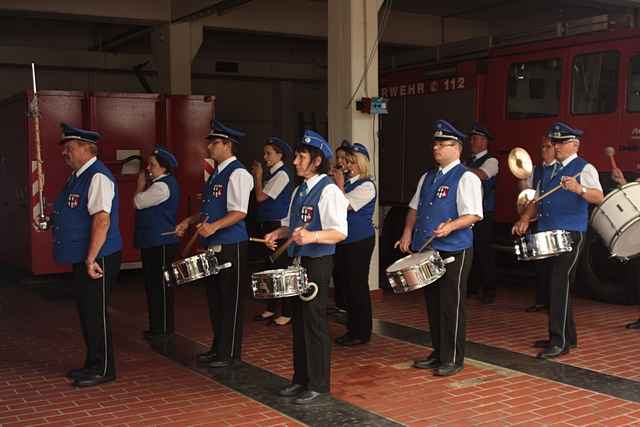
[269,224,308,263]
[605,146,618,169]
[531,172,581,204]
[417,218,452,253]
[249,237,267,244]
[181,215,209,258]
[161,231,177,236]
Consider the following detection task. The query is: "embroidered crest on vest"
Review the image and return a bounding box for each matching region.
[300,206,314,223]
[67,194,80,208]
[436,186,450,199]
[212,184,224,198]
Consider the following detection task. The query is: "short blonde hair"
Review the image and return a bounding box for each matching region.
[349,152,370,179]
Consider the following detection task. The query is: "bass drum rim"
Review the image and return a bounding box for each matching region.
[577,226,637,305]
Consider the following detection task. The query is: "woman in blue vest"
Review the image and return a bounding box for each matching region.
[251,137,294,326]
[514,122,604,359]
[264,130,349,405]
[53,123,122,387]
[332,142,377,346]
[398,120,483,377]
[175,120,254,368]
[134,146,180,340]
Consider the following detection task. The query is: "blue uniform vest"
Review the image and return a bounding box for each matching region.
[200,159,249,245]
[52,159,122,264]
[470,153,496,213]
[411,164,474,252]
[288,175,335,258]
[256,164,293,222]
[534,156,589,232]
[341,178,376,244]
[134,175,180,249]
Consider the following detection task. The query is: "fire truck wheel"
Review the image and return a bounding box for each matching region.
[577,227,637,305]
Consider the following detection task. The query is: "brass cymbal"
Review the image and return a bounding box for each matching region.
[508,147,533,179]
[516,188,537,214]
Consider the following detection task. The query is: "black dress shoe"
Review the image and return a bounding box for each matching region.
[626,319,640,329]
[435,363,463,376]
[335,336,369,347]
[65,367,89,380]
[334,333,350,345]
[208,359,233,369]
[413,356,440,369]
[537,345,569,359]
[197,350,217,363]
[293,390,325,405]
[73,372,116,387]
[525,304,545,313]
[533,340,576,349]
[278,384,306,397]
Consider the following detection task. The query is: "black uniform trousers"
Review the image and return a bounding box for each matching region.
[333,236,375,340]
[141,244,178,335]
[542,231,584,348]
[205,241,248,362]
[292,255,333,393]
[71,251,121,377]
[534,260,550,307]
[256,220,292,317]
[470,211,496,297]
[424,247,473,366]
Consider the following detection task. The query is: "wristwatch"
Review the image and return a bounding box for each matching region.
[580,185,587,195]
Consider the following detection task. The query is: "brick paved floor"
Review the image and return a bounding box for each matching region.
[3,274,640,426]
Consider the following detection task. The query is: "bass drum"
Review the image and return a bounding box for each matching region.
[577,226,638,305]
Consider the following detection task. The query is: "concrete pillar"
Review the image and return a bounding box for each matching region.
[151,22,203,95]
[328,0,383,291]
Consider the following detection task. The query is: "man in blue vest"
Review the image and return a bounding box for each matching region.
[52,123,122,387]
[513,122,604,359]
[398,120,483,376]
[264,130,349,404]
[466,122,499,304]
[175,120,253,368]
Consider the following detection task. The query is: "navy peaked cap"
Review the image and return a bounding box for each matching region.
[547,122,583,141]
[469,122,493,140]
[300,130,333,160]
[433,120,466,142]
[60,123,101,144]
[351,143,370,160]
[153,146,178,168]
[267,136,293,158]
[207,119,245,143]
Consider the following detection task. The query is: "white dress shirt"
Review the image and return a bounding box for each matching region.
[345,175,376,212]
[263,161,290,200]
[217,156,254,213]
[76,157,115,215]
[409,159,483,219]
[470,149,499,178]
[282,173,349,237]
[134,174,170,210]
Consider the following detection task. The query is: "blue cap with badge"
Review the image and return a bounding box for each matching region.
[60,123,101,144]
[433,120,466,142]
[469,122,493,140]
[153,145,178,168]
[300,130,333,160]
[206,119,245,144]
[351,143,370,160]
[267,136,293,159]
[547,122,583,142]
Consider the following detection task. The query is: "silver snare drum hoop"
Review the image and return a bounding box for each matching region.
[385,250,446,294]
[163,251,232,287]
[514,230,573,261]
[590,182,640,259]
[251,266,317,300]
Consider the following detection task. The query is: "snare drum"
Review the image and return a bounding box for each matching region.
[590,182,640,259]
[514,230,573,261]
[251,266,318,301]
[163,250,232,287]
[386,250,446,294]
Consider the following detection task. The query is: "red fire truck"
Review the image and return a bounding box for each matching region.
[380,16,640,303]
